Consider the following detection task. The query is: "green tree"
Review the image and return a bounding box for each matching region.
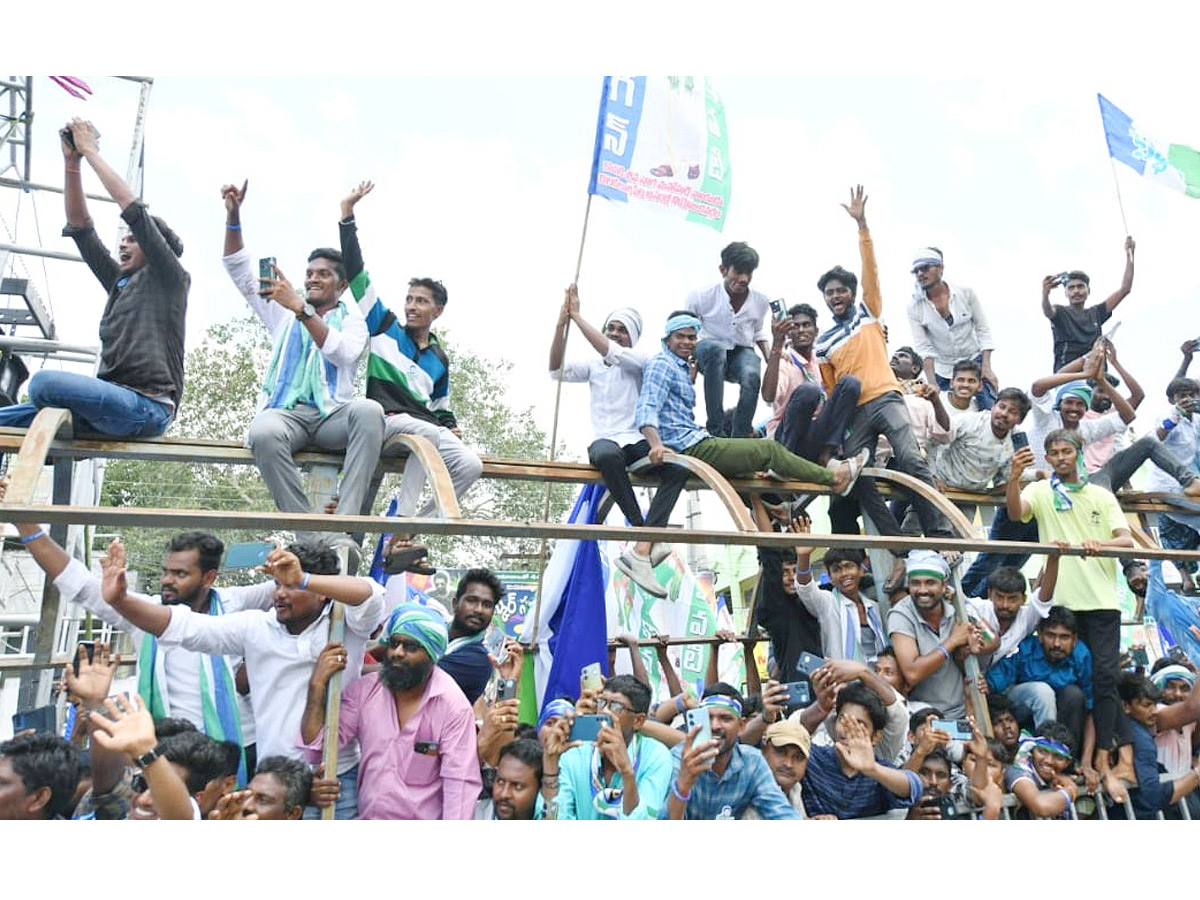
[101,317,572,577]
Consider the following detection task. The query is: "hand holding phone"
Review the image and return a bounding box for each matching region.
[568,713,612,743]
[931,718,974,741]
[781,680,812,708]
[225,541,273,570]
[580,662,604,694]
[259,257,276,297]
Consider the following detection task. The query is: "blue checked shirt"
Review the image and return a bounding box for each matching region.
[635,351,708,452]
[801,744,921,819]
[985,634,1094,709]
[662,743,800,819]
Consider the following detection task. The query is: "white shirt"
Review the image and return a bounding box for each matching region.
[223,248,368,411]
[157,582,386,774]
[1146,405,1198,493]
[906,282,994,379]
[931,408,1013,492]
[967,588,1052,670]
[55,558,275,735]
[685,281,770,350]
[1027,390,1124,471]
[793,578,887,663]
[553,343,648,446]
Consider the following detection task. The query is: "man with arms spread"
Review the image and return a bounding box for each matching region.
[1041,237,1135,371]
[541,674,671,819]
[300,602,480,819]
[1008,427,1135,800]
[686,241,771,439]
[0,119,187,437]
[94,538,385,819]
[550,285,689,598]
[222,180,383,560]
[907,246,997,409]
[665,683,800,819]
[339,182,481,562]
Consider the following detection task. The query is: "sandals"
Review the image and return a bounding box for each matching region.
[830,447,871,497]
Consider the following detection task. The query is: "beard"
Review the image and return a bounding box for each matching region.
[379,655,434,693]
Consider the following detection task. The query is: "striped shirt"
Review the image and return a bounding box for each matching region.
[801,743,921,819]
[663,743,800,819]
[814,228,901,407]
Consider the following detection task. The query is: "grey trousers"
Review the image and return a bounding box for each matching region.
[387,413,483,518]
[247,400,385,534]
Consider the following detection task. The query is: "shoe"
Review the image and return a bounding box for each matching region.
[649,543,672,566]
[830,447,871,497]
[650,164,674,177]
[883,557,908,596]
[687,165,700,180]
[616,551,668,598]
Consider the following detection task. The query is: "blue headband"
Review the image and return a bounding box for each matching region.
[663,313,702,341]
[1151,664,1196,690]
[1055,380,1093,409]
[1030,736,1073,760]
[538,698,575,731]
[703,694,743,716]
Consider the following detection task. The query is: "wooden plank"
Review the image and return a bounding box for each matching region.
[3,503,1199,562]
[863,466,979,538]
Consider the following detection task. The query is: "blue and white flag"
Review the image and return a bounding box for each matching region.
[1146,560,1200,663]
[589,76,732,230]
[1098,93,1200,198]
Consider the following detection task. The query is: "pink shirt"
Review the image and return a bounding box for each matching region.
[301,666,481,820]
[765,350,823,439]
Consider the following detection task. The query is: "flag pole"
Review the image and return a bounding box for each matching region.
[1108,157,1130,235]
[528,191,595,651]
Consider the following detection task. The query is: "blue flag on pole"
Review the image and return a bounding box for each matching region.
[588,76,732,230]
[542,484,610,708]
[1146,560,1200,663]
[1098,93,1200,198]
[368,495,400,585]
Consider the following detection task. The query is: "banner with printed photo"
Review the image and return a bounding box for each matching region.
[390,568,537,640]
[588,76,731,231]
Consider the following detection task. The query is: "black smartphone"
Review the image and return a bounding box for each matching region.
[73,641,96,678]
[1011,430,1029,451]
[258,257,276,296]
[12,705,56,736]
[796,651,826,676]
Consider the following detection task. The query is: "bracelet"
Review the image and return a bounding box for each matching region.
[300,573,311,590]
[542,770,559,778]
[1057,787,1073,808]
[19,529,47,545]
[675,695,686,715]
[671,779,692,802]
[226,223,241,230]
[796,566,812,576]
[65,167,81,173]
[935,645,951,664]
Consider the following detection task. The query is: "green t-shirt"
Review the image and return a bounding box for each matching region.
[1020,480,1127,612]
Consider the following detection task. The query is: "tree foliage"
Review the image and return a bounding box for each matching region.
[101,316,571,577]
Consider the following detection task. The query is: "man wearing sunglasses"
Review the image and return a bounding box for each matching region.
[906,247,998,410]
[540,674,672,820]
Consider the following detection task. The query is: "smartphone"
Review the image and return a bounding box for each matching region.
[73,641,96,678]
[258,257,276,296]
[782,680,812,708]
[59,124,100,151]
[931,718,974,741]
[1010,430,1029,451]
[225,541,273,570]
[484,628,509,667]
[496,678,517,702]
[568,713,612,743]
[796,651,826,676]
[1057,271,1071,287]
[1167,645,1190,664]
[769,298,788,322]
[12,705,56,736]
[684,706,713,751]
[580,662,604,694]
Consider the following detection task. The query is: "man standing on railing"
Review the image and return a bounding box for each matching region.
[0,119,188,437]
[220,181,384,570]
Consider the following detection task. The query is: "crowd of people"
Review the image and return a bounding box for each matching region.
[1,119,1199,821]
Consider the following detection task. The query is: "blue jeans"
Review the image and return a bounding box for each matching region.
[302,763,359,820]
[0,369,171,437]
[694,341,761,438]
[935,355,996,411]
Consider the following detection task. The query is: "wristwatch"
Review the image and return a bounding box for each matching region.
[297,302,317,320]
[134,745,164,768]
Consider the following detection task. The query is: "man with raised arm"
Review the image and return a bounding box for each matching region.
[0,119,187,437]
[221,180,383,564]
[813,186,956,580]
[300,602,480,819]
[2,477,268,757]
[339,182,481,567]
[1041,236,1135,371]
[550,285,689,597]
[95,538,385,819]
